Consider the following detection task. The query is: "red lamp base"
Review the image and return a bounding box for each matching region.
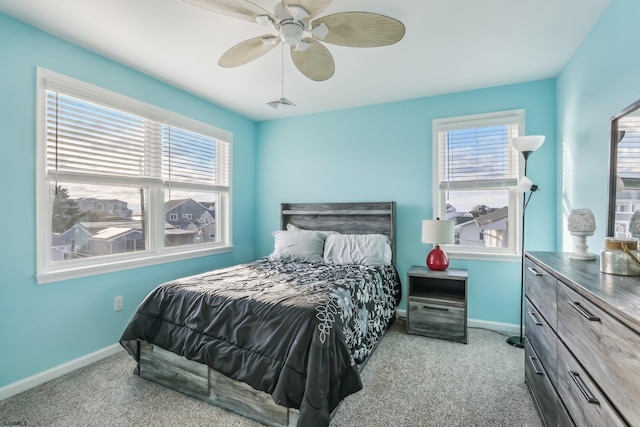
[426,244,449,271]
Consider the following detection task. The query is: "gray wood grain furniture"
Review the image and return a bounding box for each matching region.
[135,201,397,427]
[524,251,640,427]
[406,266,468,343]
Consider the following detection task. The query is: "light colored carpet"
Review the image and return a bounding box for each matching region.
[0,320,542,426]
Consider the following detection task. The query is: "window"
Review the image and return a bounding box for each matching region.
[36,68,232,283]
[432,110,524,258]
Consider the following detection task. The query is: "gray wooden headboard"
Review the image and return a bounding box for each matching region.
[280,202,396,263]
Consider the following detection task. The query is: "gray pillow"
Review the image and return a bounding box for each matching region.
[268,230,326,263]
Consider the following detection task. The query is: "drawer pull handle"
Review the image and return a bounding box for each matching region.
[568,301,600,321]
[527,311,543,326]
[527,267,543,276]
[568,370,599,405]
[528,356,544,375]
[422,305,448,311]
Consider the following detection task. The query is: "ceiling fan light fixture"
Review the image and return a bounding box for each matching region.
[280,21,304,45]
[267,97,296,109]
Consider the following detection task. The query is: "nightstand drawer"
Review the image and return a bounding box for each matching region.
[557,342,625,427]
[407,298,465,341]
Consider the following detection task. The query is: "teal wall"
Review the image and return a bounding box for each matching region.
[255,79,558,324]
[0,13,257,387]
[557,0,640,251]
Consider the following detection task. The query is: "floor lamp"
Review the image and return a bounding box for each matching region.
[507,135,545,348]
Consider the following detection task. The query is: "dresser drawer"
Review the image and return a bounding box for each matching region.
[557,400,575,427]
[524,258,557,330]
[524,337,557,427]
[558,284,640,425]
[407,297,465,342]
[557,342,626,427]
[525,297,557,388]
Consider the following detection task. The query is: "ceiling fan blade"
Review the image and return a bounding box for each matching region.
[183,0,275,24]
[311,12,405,47]
[218,35,282,67]
[290,38,334,81]
[282,0,333,20]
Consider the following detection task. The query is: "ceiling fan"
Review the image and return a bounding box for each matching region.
[183,0,406,81]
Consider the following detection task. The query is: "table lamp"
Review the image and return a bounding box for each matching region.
[422,219,455,270]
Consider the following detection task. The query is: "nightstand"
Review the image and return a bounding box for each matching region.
[406,266,468,343]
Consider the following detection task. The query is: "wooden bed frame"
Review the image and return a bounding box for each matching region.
[135,201,397,427]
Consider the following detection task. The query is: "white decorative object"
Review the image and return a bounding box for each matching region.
[568,208,596,260]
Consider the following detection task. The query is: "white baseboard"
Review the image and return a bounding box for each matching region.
[0,343,124,401]
[395,309,520,336]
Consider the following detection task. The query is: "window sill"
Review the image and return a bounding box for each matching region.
[36,245,233,284]
[446,250,521,263]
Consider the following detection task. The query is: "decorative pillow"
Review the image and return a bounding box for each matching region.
[323,233,392,266]
[268,230,326,263]
[286,223,338,237]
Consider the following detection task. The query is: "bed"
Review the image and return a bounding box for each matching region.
[120,202,401,426]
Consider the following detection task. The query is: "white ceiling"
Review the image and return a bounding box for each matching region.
[0,0,611,121]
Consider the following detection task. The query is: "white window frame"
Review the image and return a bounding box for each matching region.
[35,68,233,284]
[432,109,525,262]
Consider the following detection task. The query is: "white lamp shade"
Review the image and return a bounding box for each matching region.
[422,220,455,244]
[516,176,533,193]
[512,135,545,153]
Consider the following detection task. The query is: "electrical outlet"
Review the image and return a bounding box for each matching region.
[114,296,123,311]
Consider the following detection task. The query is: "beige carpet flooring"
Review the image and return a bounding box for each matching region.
[0,319,543,426]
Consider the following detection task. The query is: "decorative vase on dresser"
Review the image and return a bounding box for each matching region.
[524,251,640,426]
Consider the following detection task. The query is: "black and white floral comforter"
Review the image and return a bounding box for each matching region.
[120,258,401,427]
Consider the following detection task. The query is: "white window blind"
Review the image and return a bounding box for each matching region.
[438,123,520,190]
[161,125,230,189]
[46,91,159,181]
[46,91,230,191]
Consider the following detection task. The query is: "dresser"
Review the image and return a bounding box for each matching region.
[524,252,640,426]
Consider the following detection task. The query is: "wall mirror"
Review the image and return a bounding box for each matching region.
[608,99,640,237]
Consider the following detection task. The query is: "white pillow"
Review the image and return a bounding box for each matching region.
[268,230,326,263]
[323,234,392,266]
